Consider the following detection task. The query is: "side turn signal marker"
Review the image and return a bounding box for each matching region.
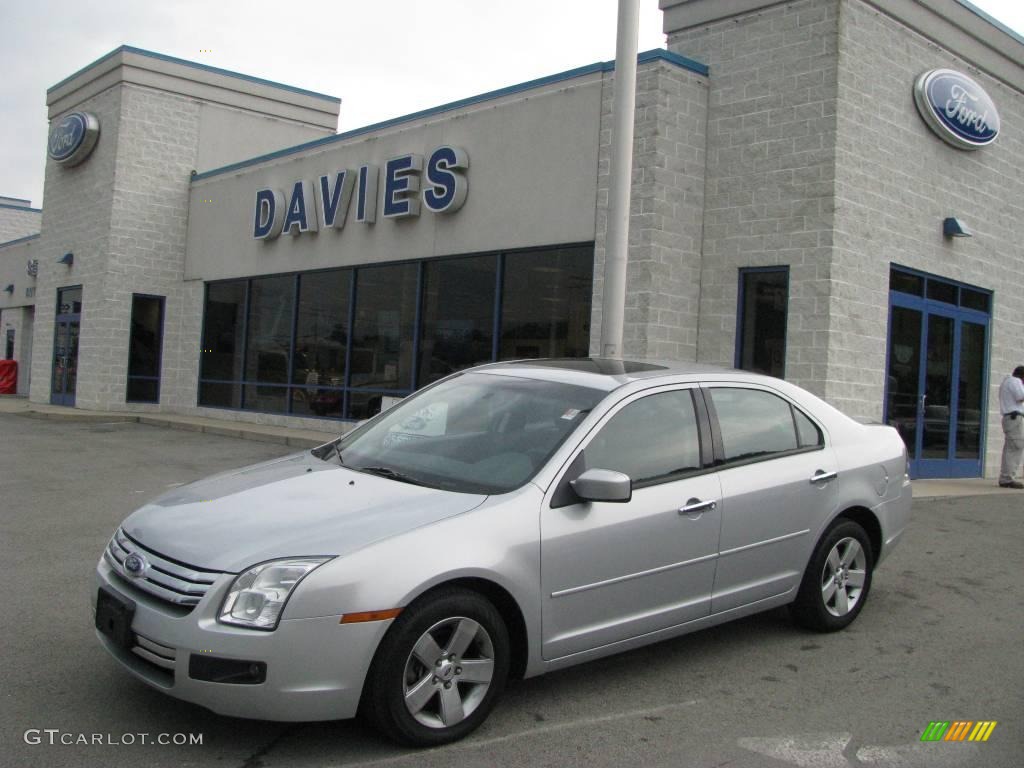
[340,608,404,624]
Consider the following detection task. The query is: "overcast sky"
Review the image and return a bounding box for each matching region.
[2,0,1022,209]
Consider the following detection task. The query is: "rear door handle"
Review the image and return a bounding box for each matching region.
[679,498,717,516]
[810,470,838,484]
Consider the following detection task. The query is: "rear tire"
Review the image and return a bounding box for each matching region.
[790,519,874,632]
[360,588,509,746]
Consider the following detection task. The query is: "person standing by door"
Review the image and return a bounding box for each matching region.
[998,365,1024,488]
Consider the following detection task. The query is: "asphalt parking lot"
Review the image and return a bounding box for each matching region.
[1,413,1021,768]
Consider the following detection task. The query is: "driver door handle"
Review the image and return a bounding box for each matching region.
[679,498,717,516]
[810,470,838,484]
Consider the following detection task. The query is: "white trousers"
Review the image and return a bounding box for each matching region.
[999,413,1024,483]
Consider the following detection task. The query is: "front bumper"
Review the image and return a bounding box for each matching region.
[93,557,390,722]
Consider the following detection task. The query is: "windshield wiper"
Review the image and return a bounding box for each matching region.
[355,465,426,486]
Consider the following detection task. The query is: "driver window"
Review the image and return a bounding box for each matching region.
[585,389,702,486]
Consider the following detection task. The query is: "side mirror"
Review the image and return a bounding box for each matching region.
[570,468,632,503]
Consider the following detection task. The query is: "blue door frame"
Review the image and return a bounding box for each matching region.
[884,291,990,479]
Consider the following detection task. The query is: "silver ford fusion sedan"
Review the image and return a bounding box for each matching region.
[94,359,911,745]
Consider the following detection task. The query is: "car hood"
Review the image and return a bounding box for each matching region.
[121,451,487,573]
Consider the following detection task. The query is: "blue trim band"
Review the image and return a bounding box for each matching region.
[191,48,708,183]
[955,0,1024,47]
[637,48,709,76]
[0,203,42,213]
[47,45,341,103]
[0,233,41,249]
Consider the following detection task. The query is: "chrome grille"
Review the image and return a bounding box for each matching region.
[105,528,221,608]
[133,633,177,671]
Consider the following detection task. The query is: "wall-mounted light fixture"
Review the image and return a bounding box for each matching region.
[3,284,14,294]
[57,252,74,266]
[943,217,972,238]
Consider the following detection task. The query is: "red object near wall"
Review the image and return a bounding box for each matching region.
[0,360,17,394]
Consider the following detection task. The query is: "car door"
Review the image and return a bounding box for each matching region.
[540,386,722,660]
[704,385,838,614]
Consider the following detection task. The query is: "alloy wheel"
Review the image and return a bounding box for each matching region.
[402,616,496,729]
[820,536,867,617]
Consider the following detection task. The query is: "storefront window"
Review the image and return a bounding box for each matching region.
[349,262,417,392]
[419,255,497,386]
[736,267,789,378]
[243,275,295,414]
[126,294,164,403]
[199,280,246,407]
[499,246,593,360]
[292,270,351,418]
[197,245,594,419]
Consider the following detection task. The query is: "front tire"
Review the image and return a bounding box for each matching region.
[790,519,874,632]
[361,588,510,746]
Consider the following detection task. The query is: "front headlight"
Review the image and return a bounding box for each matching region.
[219,557,331,630]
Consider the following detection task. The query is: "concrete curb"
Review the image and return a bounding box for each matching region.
[5,404,329,449]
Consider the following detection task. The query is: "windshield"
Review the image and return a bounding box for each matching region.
[335,372,605,494]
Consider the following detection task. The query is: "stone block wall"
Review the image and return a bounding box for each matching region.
[0,206,42,243]
[833,0,1024,472]
[98,84,203,411]
[591,57,709,361]
[30,85,124,406]
[668,0,841,398]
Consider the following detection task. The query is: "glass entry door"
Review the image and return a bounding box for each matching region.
[885,292,989,478]
[51,286,82,406]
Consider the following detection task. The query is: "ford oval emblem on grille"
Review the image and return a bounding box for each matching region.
[124,553,147,578]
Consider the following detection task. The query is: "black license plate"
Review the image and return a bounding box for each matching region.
[95,586,136,652]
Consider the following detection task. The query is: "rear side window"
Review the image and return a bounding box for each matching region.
[709,387,820,462]
[793,408,823,448]
[585,389,702,485]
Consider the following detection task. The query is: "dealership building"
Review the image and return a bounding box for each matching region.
[1,0,1022,479]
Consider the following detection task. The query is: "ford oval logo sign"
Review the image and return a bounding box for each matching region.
[47,111,101,166]
[913,69,999,150]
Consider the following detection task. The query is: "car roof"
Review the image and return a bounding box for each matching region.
[471,358,771,392]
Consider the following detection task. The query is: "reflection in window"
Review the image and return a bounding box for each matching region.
[500,247,592,360]
[57,285,83,315]
[926,280,957,305]
[419,256,497,386]
[710,388,800,461]
[349,263,418,394]
[737,268,788,378]
[585,390,701,484]
[885,306,921,457]
[794,408,823,448]
[292,271,350,418]
[243,275,295,414]
[126,295,164,403]
[921,314,953,459]
[960,288,990,314]
[956,322,986,460]
[199,381,241,409]
[200,281,246,407]
[889,269,923,297]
